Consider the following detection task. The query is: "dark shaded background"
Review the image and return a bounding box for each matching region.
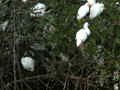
[0,0,120,90]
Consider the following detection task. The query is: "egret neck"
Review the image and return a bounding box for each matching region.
[83,22,91,36]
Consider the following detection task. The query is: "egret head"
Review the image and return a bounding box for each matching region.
[83,22,89,28]
[84,3,91,8]
[100,3,104,10]
[83,22,91,35]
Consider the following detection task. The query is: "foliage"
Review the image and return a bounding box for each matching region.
[0,0,120,90]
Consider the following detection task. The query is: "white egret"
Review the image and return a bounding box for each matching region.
[21,57,35,72]
[89,3,104,19]
[116,2,120,6]
[75,22,91,47]
[0,20,9,31]
[77,3,90,20]
[116,2,120,10]
[114,83,119,90]
[87,0,96,6]
[22,0,27,3]
[30,3,46,17]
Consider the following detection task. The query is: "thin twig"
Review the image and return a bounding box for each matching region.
[4,74,54,89]
[13,7,17,90]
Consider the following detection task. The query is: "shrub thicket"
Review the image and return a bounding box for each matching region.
[0,0,120,90]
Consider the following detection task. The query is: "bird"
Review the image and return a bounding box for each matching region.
[75,22,91,47]
[116,2,120,6]
[77,0,104,20]
[30,3,46,17]
[77,3,90,20]
[22,0,27,3]
[89,3,104,19]
[116,2,120,11]
[0,20,9,31]
[21,57,35,72]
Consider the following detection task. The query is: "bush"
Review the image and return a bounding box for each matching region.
[0,0,120,90]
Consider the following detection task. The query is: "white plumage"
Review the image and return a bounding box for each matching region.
[0,20,9,31]
[87,0,96,5]
[89,3,104,19]
[77,0,104,20]
[22,0,27,3]
[77,3,89,20]
[21,57,35,72]
[114,83,119,90]
[30,3,46,17]
[116,2,120,10]
[75,22,91,47]
[116,2,120,5]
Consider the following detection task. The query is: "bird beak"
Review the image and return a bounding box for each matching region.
[104,7,106,10]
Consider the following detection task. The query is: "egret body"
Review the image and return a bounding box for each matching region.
[21,57,35,72]
[75,22,91,47]
[89,3,104,19]
[77,3,89,20]
[31,3,46,17]
[0,20,9,31]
